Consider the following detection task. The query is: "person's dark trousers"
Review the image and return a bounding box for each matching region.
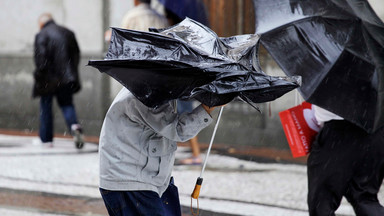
[39,86,79,143]
[307,120,384,216]
[100,177,181,216]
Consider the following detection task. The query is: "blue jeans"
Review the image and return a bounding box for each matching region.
[39,87,78,142]
[177,99,193,114]
[100,178,181,216]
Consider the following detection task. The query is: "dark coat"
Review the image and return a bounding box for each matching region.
[33,20,81,97]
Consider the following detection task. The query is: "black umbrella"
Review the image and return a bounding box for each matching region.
[253,0,384,133]
[89,18,299,108]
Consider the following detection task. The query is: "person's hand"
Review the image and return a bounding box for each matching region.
[104,30,112,42]
[202,104,225,115]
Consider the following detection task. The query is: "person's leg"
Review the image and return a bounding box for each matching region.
[307,120,362,216]
[56,86,84,148]
[176,99,193,114]
[161,177,182,216]
[190,136,201,158]
[56,87,78,130]
[345,126,384,216]
[179,136,202,165]
[99,188,166,216]
[39,95,54,144]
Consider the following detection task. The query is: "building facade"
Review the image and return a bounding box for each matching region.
[0,0,383,150]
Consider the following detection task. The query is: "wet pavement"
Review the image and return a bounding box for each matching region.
[0,131,380,216]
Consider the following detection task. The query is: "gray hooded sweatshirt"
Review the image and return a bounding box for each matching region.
[99,88,213,196]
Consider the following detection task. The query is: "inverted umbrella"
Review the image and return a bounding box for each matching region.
[253,0,384,133]
[89,18,299,108]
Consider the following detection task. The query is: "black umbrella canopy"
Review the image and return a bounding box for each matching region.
[89,18,299,108]
[253,0,384,133]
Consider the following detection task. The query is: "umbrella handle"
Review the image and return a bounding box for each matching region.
[190,196,200,216]
[191,177,203,199]
[190,106,224,215]
[190,177,203,216]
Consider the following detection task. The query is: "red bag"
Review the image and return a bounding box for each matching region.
[279,102,321,158]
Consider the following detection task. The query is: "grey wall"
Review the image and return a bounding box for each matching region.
[0,0,104,55]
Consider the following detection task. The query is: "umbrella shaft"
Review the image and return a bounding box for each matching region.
[199,106,224,178]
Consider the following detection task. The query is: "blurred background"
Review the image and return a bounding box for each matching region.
[0,0,383,156]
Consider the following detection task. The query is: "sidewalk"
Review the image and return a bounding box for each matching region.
[0,131,362,216]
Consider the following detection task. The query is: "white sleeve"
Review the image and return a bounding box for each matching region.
[313,105,343,127]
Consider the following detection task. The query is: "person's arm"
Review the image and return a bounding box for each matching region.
[128,98,214,142]
[70,32,80,67]
[33,34,48,78]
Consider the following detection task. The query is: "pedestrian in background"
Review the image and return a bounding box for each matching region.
[104,0,168,42]
[121,0,168,31]
[33,13,84,149]
[308,105,384,216]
